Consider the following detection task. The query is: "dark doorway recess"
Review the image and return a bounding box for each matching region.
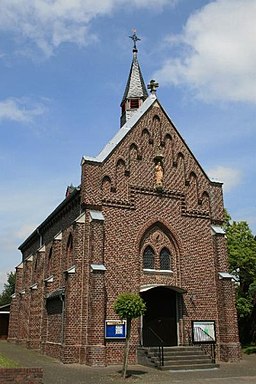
[141,286,177,347]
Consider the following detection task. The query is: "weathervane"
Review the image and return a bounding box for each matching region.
[129,28,141,51]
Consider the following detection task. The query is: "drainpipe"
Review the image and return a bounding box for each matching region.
[59,293,65,345]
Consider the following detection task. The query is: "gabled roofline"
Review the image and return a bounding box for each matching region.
[82,93,223,187]
[154,102,220,184]
[18,187,81,251]
[82,94,157,165]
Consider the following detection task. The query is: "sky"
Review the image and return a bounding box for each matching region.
[0,0,255,292]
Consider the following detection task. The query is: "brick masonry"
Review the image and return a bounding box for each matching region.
[8,98,240,366]
[0,368,43,384]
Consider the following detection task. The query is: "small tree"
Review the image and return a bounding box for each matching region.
[0,272,16,306]
[114,292,146,378]
[223,210,256,344]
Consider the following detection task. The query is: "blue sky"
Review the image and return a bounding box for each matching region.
[0,0,255,291]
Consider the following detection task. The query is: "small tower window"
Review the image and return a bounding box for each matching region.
[130,99,139,109]
[143,246,155,269]
[160,248,171,270]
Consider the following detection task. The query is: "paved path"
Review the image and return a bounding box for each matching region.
[1,341,256,383]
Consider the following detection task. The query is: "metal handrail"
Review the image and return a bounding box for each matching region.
[202,343,216,363]
[192,327,216,363]
[147,327,164,366]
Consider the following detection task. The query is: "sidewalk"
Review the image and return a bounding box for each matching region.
[1,341,256,384]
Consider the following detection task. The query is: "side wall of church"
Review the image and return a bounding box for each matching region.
[8,192,89,363]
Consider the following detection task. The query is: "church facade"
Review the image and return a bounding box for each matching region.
[8,35,240,366]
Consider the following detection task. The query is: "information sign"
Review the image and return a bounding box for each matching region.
[105,320,127,339]
[192,320,216,344]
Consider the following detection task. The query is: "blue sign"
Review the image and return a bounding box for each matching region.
[105,320,126,339]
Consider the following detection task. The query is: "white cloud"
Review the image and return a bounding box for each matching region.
[155,0,256,103]
[15,224,38,240]
[0,97,46,123]
[0,181,66,291]
[0,0,174,57]
[207,165,242,192]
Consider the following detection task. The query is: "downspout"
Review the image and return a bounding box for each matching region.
[80,215,86,363]
[60,293,65,345]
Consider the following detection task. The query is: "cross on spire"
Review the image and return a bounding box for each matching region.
[147,79,159,94]
[129,29,141,51]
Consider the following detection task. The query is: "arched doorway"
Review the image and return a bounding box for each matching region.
[140,286,178,347]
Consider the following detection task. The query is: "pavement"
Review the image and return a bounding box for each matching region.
[1,341,256,384]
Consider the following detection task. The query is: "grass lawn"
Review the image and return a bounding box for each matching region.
[0,353,20,368]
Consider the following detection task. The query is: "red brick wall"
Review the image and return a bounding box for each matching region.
[0,368,43,384]
[80,102,240,363]
[8,100,240,365]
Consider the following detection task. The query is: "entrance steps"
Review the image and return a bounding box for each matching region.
[137,346,219,371]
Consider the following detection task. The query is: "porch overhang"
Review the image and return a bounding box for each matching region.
[140,284,187,294]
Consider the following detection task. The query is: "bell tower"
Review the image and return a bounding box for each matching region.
[120,30,148,127]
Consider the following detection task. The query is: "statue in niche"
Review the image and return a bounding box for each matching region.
[155,161,164,190]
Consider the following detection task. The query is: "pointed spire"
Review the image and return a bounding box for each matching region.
[120,29,148,127]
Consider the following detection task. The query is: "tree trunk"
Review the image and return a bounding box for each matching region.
[122,318,131,379]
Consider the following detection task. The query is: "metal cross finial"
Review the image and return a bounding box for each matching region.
[147,79,159,94]
[129,28,141,51]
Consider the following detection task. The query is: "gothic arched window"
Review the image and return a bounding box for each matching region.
[66,233,73,268]
[160,248,171,270]
[47,247,53,275]
[143,246,155,269]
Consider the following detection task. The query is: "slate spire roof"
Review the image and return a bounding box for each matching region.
[120,31,148,127]
[121,48,148,104]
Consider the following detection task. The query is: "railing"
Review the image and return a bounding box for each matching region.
[147,327,164,367]
[192,327,216,363]
[200,343,216,363]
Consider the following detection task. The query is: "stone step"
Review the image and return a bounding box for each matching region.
[163,350,206,357]
[163,352,210,358]
[162,358,212,366]
[137,346,218,371]
[160,363,218,371]
[147,346,202,352]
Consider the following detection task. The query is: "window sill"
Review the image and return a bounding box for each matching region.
[143,269,173,274]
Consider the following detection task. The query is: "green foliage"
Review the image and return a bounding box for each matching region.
[236,296,253,318]
[114,292,146,320]
[224,211,256,344]
[0,271,16,306]
[243,345,256,355]
[114,292,146,378]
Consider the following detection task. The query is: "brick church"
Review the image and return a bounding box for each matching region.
[8,32,240,366]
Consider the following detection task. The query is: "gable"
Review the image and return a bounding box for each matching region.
[81,96,224,222]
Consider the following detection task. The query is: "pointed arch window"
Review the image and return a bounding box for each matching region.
[143,246,155,269]
[47,247,53,275]
[66,233,74,269]
[160,248,171,270]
